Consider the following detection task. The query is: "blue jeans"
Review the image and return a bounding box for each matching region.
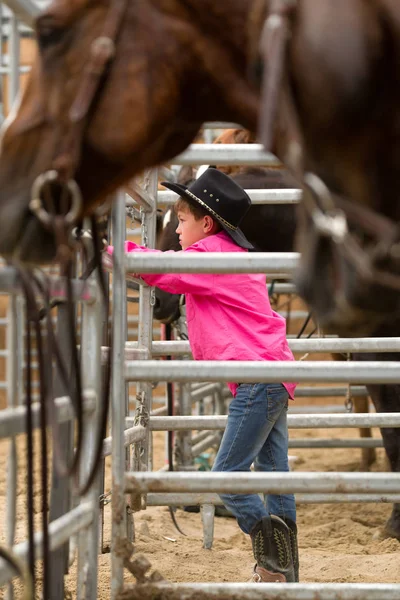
[212,382,296,534]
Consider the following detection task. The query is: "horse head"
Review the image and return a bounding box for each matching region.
[0,0,260,263]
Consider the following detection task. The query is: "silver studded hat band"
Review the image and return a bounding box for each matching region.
[184,189,237,231]
[161,167,254,250]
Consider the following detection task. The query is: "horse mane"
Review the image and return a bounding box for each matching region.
[213,129,258,176]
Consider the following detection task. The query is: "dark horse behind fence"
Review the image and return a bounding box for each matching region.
[1,0,400,335]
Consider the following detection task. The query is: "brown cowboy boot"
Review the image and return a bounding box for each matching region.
[249,515,295,582]
[284,517,299,582]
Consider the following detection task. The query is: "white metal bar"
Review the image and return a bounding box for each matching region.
[125,359,400,384]
[126,337,400,356]
[293,386,368,398]
[146,413,400,431]
[157,188,302,205]
[202,122,242,129]
[289,438,383,448]
[5,294,21,600]
[110,192,128,600]
[136,170,157,474]
[0,393,96,439]
[172,144,281,166]
[102,425,146,458]
[0,267,98,301]
[2,0,40,27]
[146,493,400,506]
[77,280,102,600]
[0,502,93,588]
[116,581,400,599]
[7,12,19,110]
[125,471,400,495]
[125,252,299,274]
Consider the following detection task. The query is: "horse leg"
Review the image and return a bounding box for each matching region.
[331,353,375,469]
[366,382,400,540]
[352,394,376,470]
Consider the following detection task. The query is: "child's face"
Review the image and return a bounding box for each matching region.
[176,208,208,250]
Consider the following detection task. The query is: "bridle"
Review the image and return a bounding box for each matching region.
[5,1,129,597]
[257,0,400,295]
[30,0,129,208]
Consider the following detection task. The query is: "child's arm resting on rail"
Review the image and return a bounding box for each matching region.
[104,241,214,295]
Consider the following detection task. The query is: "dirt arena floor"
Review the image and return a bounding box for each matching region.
[2,399,400,599]
[0,301,399,597]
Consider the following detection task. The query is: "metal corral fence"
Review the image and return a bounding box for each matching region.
[108,147,400,600]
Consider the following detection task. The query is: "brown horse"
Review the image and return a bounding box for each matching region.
[1,0,400,334]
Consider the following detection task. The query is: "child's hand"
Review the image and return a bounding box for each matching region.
[102,251,113,273]
[102,250,141,280]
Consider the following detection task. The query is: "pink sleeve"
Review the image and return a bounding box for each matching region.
[107,242,215,295]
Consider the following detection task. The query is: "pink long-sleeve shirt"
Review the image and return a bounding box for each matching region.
[110,231,296,399]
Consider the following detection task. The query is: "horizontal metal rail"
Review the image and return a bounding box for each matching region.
[103,425,146,457]
[2,0,40,27]
[125,472,400,495]
[172,144,281,166]
[125,251,299,274]
[0,501,93,587]
[125,360,400,384]
[157,188,302,205]
[146,492,400,506]
[125,337,400,356]
[188,384,371,399]
[191,433,221,457]
[125,181,155,212]
[293,386,368,398]
[288,438,383,448]
[289,405,370,413]
[0,392,96,439]
[143,413,400,431]
[0,267,97,302]
[202,122,241,129]
[119,581,400,600]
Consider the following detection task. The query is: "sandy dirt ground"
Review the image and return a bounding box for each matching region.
[67,392,400,596]
[2,411,400,599]
[0,300,399,597]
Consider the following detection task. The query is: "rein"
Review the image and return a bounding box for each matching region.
[11,216,110,599]
[4,1,129,596]
[257,0,400,295]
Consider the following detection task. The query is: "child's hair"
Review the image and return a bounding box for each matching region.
[174,197,213,222]
[174,197,222,234]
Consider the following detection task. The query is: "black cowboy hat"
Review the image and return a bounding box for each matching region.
[161,167,254,250]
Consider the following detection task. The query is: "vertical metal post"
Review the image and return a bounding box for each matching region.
[8,13,19,112]
[0,5,4,122]
[49,271,77,599]
[203,128,214,144]
[76,287,102,600]
[111,192,128,599]
[135,170,157,476]
[6,293,23,600]
[98,233,111,553]
[178,383,193,469]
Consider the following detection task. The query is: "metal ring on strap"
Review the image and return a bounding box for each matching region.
[29,170,82,227]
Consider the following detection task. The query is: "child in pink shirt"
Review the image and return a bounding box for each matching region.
[107,168,298,583]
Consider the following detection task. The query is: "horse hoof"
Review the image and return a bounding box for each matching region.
[372,526,400,541]
[372,527,387,540]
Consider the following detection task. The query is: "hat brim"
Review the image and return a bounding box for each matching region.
[161,181,255,251]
